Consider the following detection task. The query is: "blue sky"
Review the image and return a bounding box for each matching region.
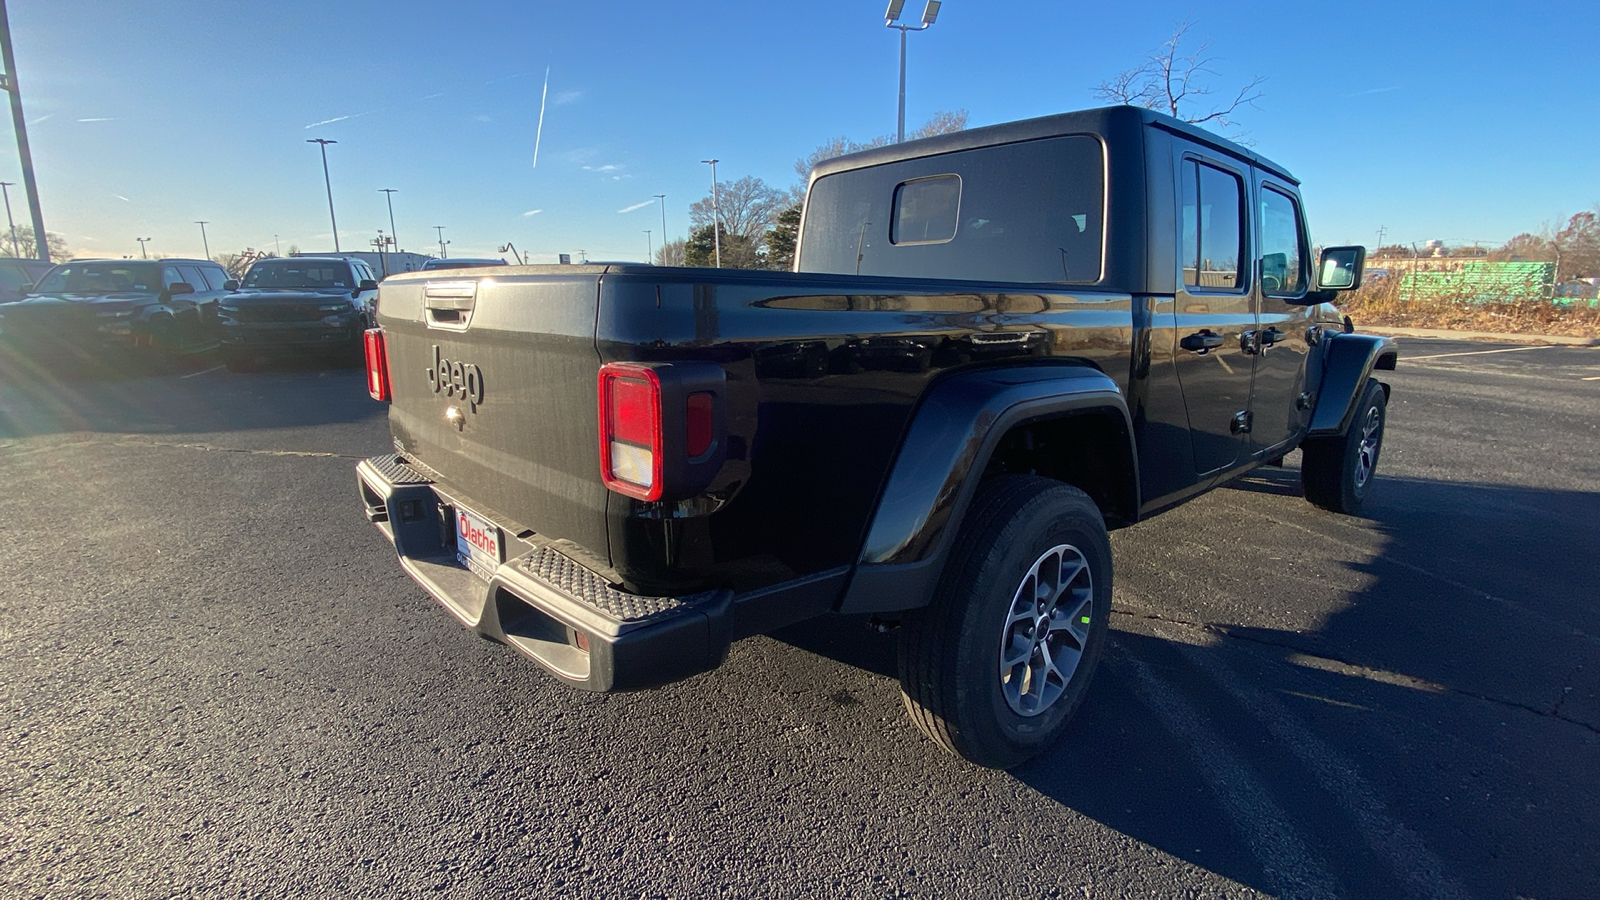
[8,0,1599,263]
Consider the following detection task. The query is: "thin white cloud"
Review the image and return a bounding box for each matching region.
[113,194,130,202]
[583,164,622,173]
[1345,86,1402,98]
[473,114,492,122]
[612,175,631,182]
[553,90,583,106]
[618,200,654,214]
[419,92,445,101]
[77,117,122,122]
[305,115,351,128]
[522,209,543,217]
[29,113,52,125]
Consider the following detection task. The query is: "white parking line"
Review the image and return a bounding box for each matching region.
[1404,345,1556,362]
[180,364,226,379]
[1114,647,1339,899]
[1582,375,1600,381]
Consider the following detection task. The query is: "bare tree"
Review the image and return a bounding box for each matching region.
[0,226,68,260]
[688,175,785,240]
[793,109,969,188]
[655,237,686,267]
[1095,22,1263,128]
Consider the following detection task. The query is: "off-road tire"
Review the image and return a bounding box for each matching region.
[897,475,1112,769]
[1302,378,1387,515]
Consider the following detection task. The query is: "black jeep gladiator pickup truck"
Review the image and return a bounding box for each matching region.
[356,106,1395,767]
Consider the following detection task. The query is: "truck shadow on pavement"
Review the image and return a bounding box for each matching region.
[776,467,1600,897]
[0,353,380,440]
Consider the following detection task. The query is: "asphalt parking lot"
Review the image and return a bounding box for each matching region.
[2,337,1597,898]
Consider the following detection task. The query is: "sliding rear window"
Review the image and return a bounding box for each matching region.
[799,134,1104,284]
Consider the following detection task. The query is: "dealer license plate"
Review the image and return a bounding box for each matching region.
[454,504,502,579]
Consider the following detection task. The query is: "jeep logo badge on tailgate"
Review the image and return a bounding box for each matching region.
[427,344,485,411]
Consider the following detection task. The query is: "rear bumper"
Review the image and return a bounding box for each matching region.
[357,453,747,691]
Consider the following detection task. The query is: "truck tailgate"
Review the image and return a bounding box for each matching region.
[375,270,608,564]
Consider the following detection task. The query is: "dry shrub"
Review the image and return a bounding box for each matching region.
[1340,273,1600,338]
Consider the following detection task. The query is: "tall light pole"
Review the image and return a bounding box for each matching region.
[0,180,17,259]
[380,188,399,252]
[700,159,721,268]
[885,1,941,143]
[654,193,667,247]
[274,234,281,255]
[194,220,210,260]
[136,237,150,259]
[644,230,652,263]
[0,1,48,261]
[434,225,448,259]
[306,138,340,251]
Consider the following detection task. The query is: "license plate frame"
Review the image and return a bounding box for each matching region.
[453,503,503,579]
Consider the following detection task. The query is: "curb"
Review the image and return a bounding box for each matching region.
[1358,326,1600,347]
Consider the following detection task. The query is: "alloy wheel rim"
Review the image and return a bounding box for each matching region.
[998,543,1093,717]
[1354,405,1382,488]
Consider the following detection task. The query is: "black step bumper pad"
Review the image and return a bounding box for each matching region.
[357,454,732,691]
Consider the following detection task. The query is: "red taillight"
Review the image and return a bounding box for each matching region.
[363,328,390,401]
[686,392,714,458]
[599,363,663,500]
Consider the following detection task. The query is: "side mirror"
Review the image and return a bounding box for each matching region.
[166,282,195,296]
[1317,246,1366,291]
[223,279,239,291]
[359,279,379,292]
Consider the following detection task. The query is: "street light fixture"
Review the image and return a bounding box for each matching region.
[135,237,151,258]
[0,181,19,259]
[306,138,340,251]
[379,189,399,252]
[700,159,721,268]
[194,220,210,260]
[885,0,942,143]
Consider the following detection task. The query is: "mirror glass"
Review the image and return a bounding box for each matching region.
[1319,247,1362,290]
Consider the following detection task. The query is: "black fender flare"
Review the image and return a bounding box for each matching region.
[837,364,1138,615]
[1307,332,1397,437]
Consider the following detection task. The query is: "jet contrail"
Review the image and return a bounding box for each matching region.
[532,66,549,168]
[618,200,654,214]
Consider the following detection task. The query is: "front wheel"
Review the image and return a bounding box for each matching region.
[897,475,1112,769]
[1301,378,1387,515]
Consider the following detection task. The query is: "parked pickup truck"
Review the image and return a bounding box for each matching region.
[356,106,1395,768]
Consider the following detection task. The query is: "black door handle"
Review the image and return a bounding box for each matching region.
[1261,326,1287,345]
[1180,330,1225,354]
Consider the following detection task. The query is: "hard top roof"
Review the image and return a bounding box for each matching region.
[807,105,1297,186]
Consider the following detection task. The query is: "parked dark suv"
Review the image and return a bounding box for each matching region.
[217,256,379,370]
[0,258,228,368]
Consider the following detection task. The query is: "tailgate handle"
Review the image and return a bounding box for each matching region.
[424,281,478,330]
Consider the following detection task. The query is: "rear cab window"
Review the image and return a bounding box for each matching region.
[799,134,1105,284]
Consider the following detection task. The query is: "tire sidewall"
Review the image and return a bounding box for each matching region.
[947,489,1113,764]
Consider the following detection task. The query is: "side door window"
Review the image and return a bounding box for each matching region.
[179,265,211,293]
[162,266,186,289]
[1248,179,1316,454]
[1259,187,1306,298]
[1173,154,1254,476]
[1181,161,1246,291]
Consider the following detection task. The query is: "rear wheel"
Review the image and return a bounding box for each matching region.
[897,475,1112,769]
[1302,378,1387,514]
